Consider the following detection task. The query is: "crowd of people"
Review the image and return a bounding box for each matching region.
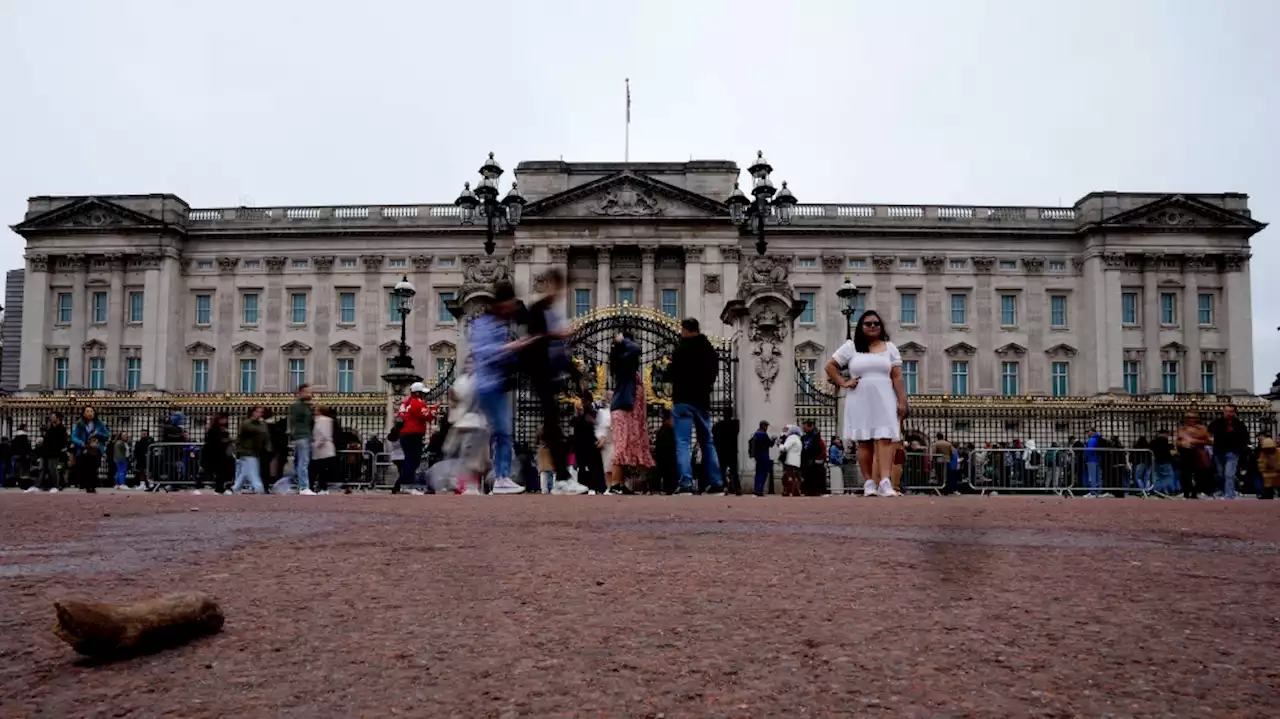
[3,299,1279,501]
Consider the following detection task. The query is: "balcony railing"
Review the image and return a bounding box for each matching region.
[184,202,1078,228]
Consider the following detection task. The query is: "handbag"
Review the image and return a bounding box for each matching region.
[387,416,404,442]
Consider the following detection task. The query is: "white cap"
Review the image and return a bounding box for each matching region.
[408,382,427,394]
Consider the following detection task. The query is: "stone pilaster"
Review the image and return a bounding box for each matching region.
[1182,253,1205,393]
[683,247,702,319]
[1222,253,1252,394]
[1142,253,1163,393]
[18,253,50,391]
[105,253,126,389]
[599,247,614,308]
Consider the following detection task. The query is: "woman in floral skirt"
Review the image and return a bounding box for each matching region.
[607,330,654,494]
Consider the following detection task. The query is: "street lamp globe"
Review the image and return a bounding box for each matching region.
[837,276,858,314]
[393,275,416,314]
[727,182,750,226]
[501,182,526,226]
[774,181,797,225]
[454,182,479,225]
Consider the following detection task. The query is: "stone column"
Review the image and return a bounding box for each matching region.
[136,253,163,390]
[1222,253,1252,394]
[598,247,613,307]
[311,256,334,389]
[263,256,287,391]
[411,254,435,391]
[683,247,702,320]
[1142,253,1162,392]
[971,256,995,394]
[510,246,532,298]
[640,244,656,309]
[548,245,570,318]
[1182,254,1204,393]
[1084,253,1124,394]
[103,253,126,389]
[151,252,184,392]
[1022,257,1046,393]
[19,254,51,391]
[923,256,947,392]
[63,255,88,389]
[358,255,385,391]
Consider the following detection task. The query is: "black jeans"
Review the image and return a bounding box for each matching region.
[39,456,65,491]
[534,377,572,484]
[76,451,101,492]
[1179,452,1208,498]
[396,433,425,492]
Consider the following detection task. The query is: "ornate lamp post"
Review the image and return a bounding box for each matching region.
[381,275,421,393]
[837,276,859,340]
[726,150,798,256]
[454,151,526,256]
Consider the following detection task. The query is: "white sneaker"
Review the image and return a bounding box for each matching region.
[48,487,59,494]
[877,479,898,497]
[863,480,878,497]
[23,486,39,493]
[461,486,482,496]
[318,490,330,495]
[408,489,425,496]
[191,490,203,496]
[299,489,316,496]
[552,479,590,495]
[491,477,526,495]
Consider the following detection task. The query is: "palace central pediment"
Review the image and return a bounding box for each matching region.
[522,171,727,221]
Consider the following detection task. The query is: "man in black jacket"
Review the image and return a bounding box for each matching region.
[38,414,68,491]
[1208,404,1251,498]
[669,318,723,494]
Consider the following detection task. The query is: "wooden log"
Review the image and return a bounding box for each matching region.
[53,592,224,657]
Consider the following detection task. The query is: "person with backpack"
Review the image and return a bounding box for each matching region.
[748,421,774,496]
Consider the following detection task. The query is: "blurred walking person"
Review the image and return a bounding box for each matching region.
[670,318,724,495]
[1209,404,1250,499]
[200,413,233,495]
[471,281,530,495]
[748,420,774,497]
[311,406,337,494]
[1177,412,1213,499]
[36,413,69,492]
[232,406,268,494]
[521,269,587,495]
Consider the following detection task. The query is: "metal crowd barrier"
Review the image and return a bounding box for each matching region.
[145,442,204,492]
[335,449,378,491]
[1066,446,1157,497]
[899,452,950,495]
[965,446,1155,497]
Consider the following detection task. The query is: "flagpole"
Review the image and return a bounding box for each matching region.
[625,78,630,163]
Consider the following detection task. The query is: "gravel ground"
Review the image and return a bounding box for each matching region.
[1,492,1277,718]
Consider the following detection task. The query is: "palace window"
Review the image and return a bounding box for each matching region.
[388,258,407,269]
[1048,260,1067,272]
[1051,362,1069,397]
[91,291,108,324]
[1161,360,1180,393]
[950,361,969,395]
[340,258,357,269]
[950,294,967,325]
[436,357,451,379]
[1122,293,1138,325]
[796,257,817,268]
[192,359,210,393]
[661,289,679,318]
[1197,293,1214,325]
[1160,293,1177,325]
[573,289,591,318]
[438,291,456,323]
[438,257,456,268]
[899,293,917,325]
[289,293,307,324]
[847,258,867,269]
[1123,361,1141,395]
[291,259,309,269]
[949,259,967,270]
[242,293,260,325]
[125,357,141,391]
[339,292,356,324]
[89,358,106,390]
[243,260,261,270]
[799,358,817,384]
[196,260,214,271]
[899,258,917,269]
[56,293,73,324]
[1050,295,1068,328]
[1001,361,1020,396]
[388,292,402,324]
[999,260,1018,270]
[239,359,258,393]
[54,357,69,390]
[798,292,816,324]
[616,287,636,305]
[902,360,918,395]
[288,358,307,391]
[128,292,144,323]
[1000,294,1017,326]
[1200,361,1217,394]
[194,294,212,326]
[337,358,355,393]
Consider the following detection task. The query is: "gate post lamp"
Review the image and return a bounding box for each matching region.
[837,276,859,340]
[381,275,422,393]
[454,152,526,256]
[726,151,798,256]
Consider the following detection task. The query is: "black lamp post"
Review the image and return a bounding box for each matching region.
[454,152,526,256]
[837,276,859,340]
[726,151,797,256]
[381,275,421,392]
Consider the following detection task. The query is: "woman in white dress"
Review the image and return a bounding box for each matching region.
[825,310,908,497]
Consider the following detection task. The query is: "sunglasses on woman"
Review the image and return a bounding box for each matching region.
[861,321,881,328]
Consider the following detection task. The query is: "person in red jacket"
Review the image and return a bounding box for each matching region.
[395,382,433,493]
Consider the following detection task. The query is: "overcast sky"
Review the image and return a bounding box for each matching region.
[1,0,1276,390]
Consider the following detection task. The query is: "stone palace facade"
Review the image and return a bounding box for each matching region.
[8,156,1265,402]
